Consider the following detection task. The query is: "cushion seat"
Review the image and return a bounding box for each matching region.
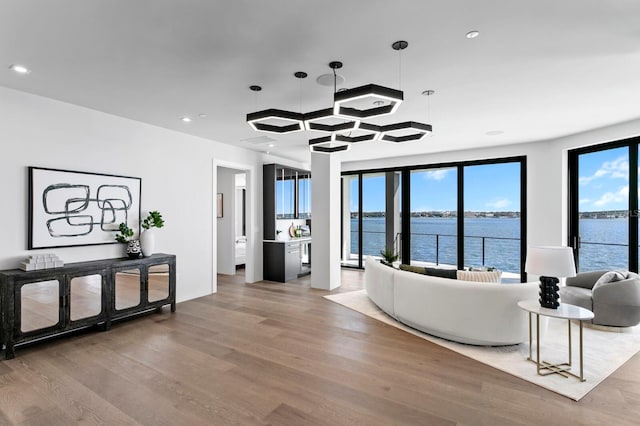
[559,270,640,327]
[558,286,592,311]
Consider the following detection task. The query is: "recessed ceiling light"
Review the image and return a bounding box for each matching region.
[9,64,31,74]
[267,143,275,148]
[198,114,207,118]
[181,117,192,123]
[466,30,480,39]
[486,130,504,136]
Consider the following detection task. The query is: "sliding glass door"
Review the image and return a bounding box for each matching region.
[463,162,522,274]
[342,172,402,267]
[409,167,457,266]
[569,142,636,272]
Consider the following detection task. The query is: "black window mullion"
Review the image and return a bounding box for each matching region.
[358,173,363,269]
[401,169,411,265]
[457,165,464,270]
[630,144,638,273]
[520,158,527,282]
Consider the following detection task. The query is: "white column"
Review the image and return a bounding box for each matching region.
[311,152,341,290]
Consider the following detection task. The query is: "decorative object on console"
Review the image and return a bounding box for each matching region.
[126,240,143,259]
[28,167,141,249]
[140,210,164,257]
[114,222,142,258]
[19,253,64,271]
[525,246,576,309]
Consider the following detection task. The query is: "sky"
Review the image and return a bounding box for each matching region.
[280,148,630,215]
[350,162,522,212]
[578,146,629,212]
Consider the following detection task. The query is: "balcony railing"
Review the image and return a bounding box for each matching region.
[348,230,520,271]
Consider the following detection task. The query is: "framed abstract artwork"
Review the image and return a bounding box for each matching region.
[28,167,142,249]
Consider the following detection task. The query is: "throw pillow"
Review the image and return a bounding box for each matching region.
[399,264,427,275]
[457,269,502,283]
[594,270,630,288]
[424,267,457,280]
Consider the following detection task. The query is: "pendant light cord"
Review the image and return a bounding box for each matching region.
[398,48,402,91]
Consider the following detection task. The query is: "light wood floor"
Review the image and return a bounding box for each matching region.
[1,269,639,425]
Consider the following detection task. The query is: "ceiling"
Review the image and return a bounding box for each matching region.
[2,1,640,163]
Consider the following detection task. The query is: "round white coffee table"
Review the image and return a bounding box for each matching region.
[517,300,594,382]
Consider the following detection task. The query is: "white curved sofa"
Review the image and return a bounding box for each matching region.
[364,257,539,345]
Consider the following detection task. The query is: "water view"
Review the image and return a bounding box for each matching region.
[351,217,628,273]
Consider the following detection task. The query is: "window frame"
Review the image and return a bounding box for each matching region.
[342,155,527,280]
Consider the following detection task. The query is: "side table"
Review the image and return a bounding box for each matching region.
[517,300,594,382]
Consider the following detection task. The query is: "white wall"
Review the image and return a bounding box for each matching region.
[343,118,640,252]
[216,167,236,275]
[0,86,265,302]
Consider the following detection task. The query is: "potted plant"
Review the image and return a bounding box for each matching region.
[140,210,164,257]
[379,247,399,267]
[115,222,142,258]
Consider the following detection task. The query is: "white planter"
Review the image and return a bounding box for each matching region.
[140,229,155,257]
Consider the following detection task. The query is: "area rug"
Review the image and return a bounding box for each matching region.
[324,289,640,401]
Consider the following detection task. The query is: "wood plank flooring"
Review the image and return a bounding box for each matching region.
[1,269,639,425]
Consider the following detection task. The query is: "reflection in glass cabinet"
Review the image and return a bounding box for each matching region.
[70,274,103,321]
[20,279,60,332]
[276,167,296,219]
[298,173,312,219]
[148,264,170,302]
[115,269,141,310]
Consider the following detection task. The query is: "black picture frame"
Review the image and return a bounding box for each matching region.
[28,166,142,249]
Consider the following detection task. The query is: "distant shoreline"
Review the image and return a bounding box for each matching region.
[351,210,630,219]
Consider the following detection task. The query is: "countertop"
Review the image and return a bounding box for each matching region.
[263,237,312,243]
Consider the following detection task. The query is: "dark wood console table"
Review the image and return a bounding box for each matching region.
[0,253,176,359]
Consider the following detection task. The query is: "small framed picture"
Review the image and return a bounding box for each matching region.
[216,193,223,218]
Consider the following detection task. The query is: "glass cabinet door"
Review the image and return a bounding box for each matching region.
[114,269,142,310]
[20,279,60,333]
[148,264,170,302]
[70,274,103,321]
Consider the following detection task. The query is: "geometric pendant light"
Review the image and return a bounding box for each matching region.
[304,62,359,132]
[308,135,352,153]
[333,84,403,119]
[246,40,433,153]
[303,107,360,132]
[246,108,304,133]
[379,121,432,142]
[245,85,304,134]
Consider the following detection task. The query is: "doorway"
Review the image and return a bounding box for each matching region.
[216,165,251,281]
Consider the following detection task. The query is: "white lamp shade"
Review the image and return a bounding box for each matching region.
[525,246,576,278]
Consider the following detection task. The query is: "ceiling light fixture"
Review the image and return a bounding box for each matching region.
[246,41,433,153]
[308,135,352,153]
[9,64,31,74]
[466,30,480,39]
[181,117,192,123]
[379,121,432,142]
[304,62,359,132]
[246,84,304,134]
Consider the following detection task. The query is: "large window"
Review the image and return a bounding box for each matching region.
[410,168,457,266]
[341,172,402,268]
[342,157,526,280]
[463,162,522,274]
[569,140,638,272]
